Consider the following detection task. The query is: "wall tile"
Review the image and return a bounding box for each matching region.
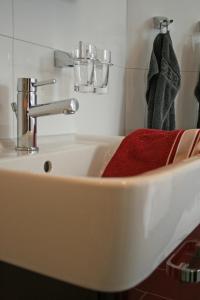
[176,72,199,129]
[0,36,13,138]
[126,69,198,133]
[0,0,127,139]
[9,0,127,138]
[125,68,147,134]
[73,65,126,136]
[13,40,125,137]
[13,0,127,67]
[127,0,200,72]
[125,69,200,132]
[13,39,76,137]
[0,0,13,37]
[126,0,200,131]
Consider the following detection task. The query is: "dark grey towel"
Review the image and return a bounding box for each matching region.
[194,73,200,128]
[146,31,181,130]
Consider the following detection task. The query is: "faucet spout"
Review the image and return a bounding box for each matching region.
[12,77,79,152]
[29,98,79,118]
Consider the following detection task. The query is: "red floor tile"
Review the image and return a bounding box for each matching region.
[158,223,200,271]
[186,225,200,240]
[127,224,200,300]
[123,288,146,300]
[143,293,173,300]
[136,269,200,300]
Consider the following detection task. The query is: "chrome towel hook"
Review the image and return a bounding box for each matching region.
[154,17,174,33]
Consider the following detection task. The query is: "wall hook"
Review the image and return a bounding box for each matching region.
[154,16,173,33]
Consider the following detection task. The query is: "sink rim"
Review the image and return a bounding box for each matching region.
[1,132,199,184]
[0,152,199,187]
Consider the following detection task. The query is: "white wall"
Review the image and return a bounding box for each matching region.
[2,1,197,139]
[0,0,127,139]
[126,0,200,133]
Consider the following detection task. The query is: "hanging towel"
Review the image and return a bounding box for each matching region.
[194,73,200,128]
[102,128,200,177]
[146,31,181,130]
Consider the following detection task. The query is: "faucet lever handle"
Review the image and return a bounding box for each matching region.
[32,79,56,88]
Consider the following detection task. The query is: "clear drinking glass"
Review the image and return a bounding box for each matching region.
[73,41,96,93]
[94,49,111,94]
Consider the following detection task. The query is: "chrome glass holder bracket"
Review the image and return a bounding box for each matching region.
[54,50,74,68]
[54,42,113,94]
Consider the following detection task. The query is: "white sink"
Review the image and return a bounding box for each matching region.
[0,134,200,292]
[0,135,121,177]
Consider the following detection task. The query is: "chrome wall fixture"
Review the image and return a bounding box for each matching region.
[54,41,113,94]
[11,78,79,152]
[54,50,74,68]
[166,240,200,283]
[154,16,174,33]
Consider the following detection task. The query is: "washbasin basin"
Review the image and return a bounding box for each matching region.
[0,134,122,177]
[0,134,200,292]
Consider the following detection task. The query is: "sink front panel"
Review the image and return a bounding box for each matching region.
[0,135,200,292]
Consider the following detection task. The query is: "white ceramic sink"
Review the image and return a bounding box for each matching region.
[0,134,200,292]
[0,135,121,177]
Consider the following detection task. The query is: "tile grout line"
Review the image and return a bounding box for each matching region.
[139,291,148,300]
[124,63,127,135]
[135,287,174,300]
[126,67,148,71]
[0,33,126,69]
[148,291,174,300]
[157,267,166,271]
[126,66,200,73]
[0,32,197,73]
[125,0,128,69]
[11,0,15,138]
[12,0,14,38]
[0,33,55,50]
[135,287,148,293]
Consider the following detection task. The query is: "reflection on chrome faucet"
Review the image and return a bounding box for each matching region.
[11,78,79,152]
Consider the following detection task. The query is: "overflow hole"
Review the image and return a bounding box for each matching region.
[44,161,52,173]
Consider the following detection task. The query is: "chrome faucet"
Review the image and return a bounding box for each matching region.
[11,78,79,152]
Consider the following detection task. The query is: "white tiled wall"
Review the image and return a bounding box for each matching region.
[0,36,13,138]
[126,0,200,133]
[1,0,198,139]
[0,0,127,139]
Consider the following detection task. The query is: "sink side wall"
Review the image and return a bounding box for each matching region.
[1,160,200,291]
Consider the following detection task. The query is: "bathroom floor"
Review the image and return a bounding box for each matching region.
[1,225,200,300]
[124,224,200,300]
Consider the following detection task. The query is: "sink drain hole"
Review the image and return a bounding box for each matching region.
[44,160,52,173]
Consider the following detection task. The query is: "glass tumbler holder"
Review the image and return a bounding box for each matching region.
[74,59,95,93]
[94,49,112,94]
[73,42,96,93]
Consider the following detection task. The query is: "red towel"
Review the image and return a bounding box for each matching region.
[102,129,200,177]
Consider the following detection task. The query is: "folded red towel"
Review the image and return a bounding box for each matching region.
[102,129,200,177]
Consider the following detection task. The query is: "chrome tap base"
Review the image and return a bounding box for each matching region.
[15,146,39,152]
